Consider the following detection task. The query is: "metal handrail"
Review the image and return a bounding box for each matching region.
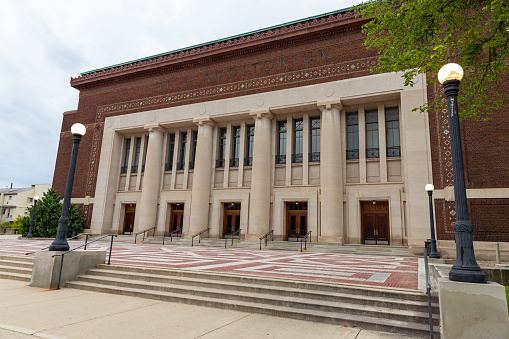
[51,235,117,289]
[300,231,312,252]
[225,229,242,248]
[191,228,209,246]
[424,246,434,338]
[134,226,156,244]
[25,233,89,255]
[259,230,274,250]
[163,228,182,245]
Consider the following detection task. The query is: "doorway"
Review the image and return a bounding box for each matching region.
[169,203,184,233]
[361,201,389,245]
[123,204,136,235]
[223,202,241,237]
[286,202,307,241]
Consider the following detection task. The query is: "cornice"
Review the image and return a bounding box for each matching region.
[70,11,364,88]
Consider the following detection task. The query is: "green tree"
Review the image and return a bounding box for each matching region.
[22,188,84,238]
[12,215,28,234]
[0,221,12,233]
[358,0,509,120]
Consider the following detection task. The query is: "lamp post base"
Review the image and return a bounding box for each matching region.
[449,266,487,284]
[429,239,440,259]
[48,242,70,252]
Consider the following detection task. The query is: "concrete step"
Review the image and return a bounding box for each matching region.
[0,271,31,282]
[0,255,33,282]
[95,264,438,302]
[75,273,439,324]
[83,267,439,313]
[0,255,35,263]
[141,237,414,256]
[67,264,440,337]
[0,259,34,269]
[67,279,440,337]
[0,264,33,275]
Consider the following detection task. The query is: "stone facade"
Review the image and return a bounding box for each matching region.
[52,9,509,251]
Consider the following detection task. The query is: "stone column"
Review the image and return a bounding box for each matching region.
[137,125,165,233]
[247,110,273,239]
[319,102,344,243]
[188,117,215,235]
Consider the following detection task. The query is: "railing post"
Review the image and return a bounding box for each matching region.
[108,235,114,265]
[57,254,65,289]
[153,227,156,237]
[84,234,89,250]
[134,234,137,244]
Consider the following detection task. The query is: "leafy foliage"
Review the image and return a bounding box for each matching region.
[0,221,12,233]
[358,0,509,120]
[21,188,84,238]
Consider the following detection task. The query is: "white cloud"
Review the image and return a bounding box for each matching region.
[0,0,359,189]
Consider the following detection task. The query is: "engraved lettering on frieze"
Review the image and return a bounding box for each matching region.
[155,48,333,93]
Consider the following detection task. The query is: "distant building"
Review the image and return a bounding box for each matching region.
[53,8,509,257]
[0,184,51,224]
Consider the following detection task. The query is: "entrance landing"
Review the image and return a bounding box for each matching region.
[0,239,418,290]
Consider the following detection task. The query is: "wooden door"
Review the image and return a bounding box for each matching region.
[361,201,389,245]
[169,203,184,232]
[123,204,136,235]
[286,202,307,241]
[223,203,241,237]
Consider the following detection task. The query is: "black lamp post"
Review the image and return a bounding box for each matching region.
[26,195,39,238]
[424,184,440,258]
[49,123,86,252]
[438,63,486,283]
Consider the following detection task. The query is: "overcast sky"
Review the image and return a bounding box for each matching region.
[0,0,360,189]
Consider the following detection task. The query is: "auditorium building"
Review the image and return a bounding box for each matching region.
[53,8,509,255]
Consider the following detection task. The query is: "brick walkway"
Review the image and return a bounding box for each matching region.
[0,238,418,289]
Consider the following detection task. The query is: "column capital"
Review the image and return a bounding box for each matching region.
[193,116,216,126]
[249,109,274,120]
[144,124,165,133]
[317,100,342,112]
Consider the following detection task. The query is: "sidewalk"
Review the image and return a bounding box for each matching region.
[0,279,415,339]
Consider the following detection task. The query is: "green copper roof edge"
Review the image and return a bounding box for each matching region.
[80,7,353,76]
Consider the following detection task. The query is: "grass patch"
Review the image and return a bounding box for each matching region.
[506,286,509,315]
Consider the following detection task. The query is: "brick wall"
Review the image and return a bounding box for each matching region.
[435,199,509,242]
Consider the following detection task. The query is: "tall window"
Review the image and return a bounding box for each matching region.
[216,127,226,168]
[365,109,379,158]
[346,112,359,160]
[230,126,240,167]
[121,138,131,174]
[245,124,254,166]
[276,121,287,164]
[309,117,320,162]
[190,131,198,169]
[292,119,303,163]
[177,132,187,170]
[385,107,401,157]
[131,137,141,173]
[165,133,175,171]
[142,135,148,172]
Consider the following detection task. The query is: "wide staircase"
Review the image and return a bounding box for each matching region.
[0,254,33,282]
[67,264,440,337]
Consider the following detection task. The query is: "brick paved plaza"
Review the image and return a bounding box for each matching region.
[0,239,419,289]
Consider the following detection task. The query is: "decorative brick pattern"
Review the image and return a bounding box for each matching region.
[4,240,418,289]
[97,57,377,117]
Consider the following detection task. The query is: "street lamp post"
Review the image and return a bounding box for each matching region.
[49,123,86,252]
[438,63,486,283]
[424,184,440,258]
[26,195,39,238]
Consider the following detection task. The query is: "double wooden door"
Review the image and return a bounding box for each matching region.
[169,203,184,232]
[223,203,241,237]
[361,201,389,245]
[123,204,136,234]
[286,202,307,241]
